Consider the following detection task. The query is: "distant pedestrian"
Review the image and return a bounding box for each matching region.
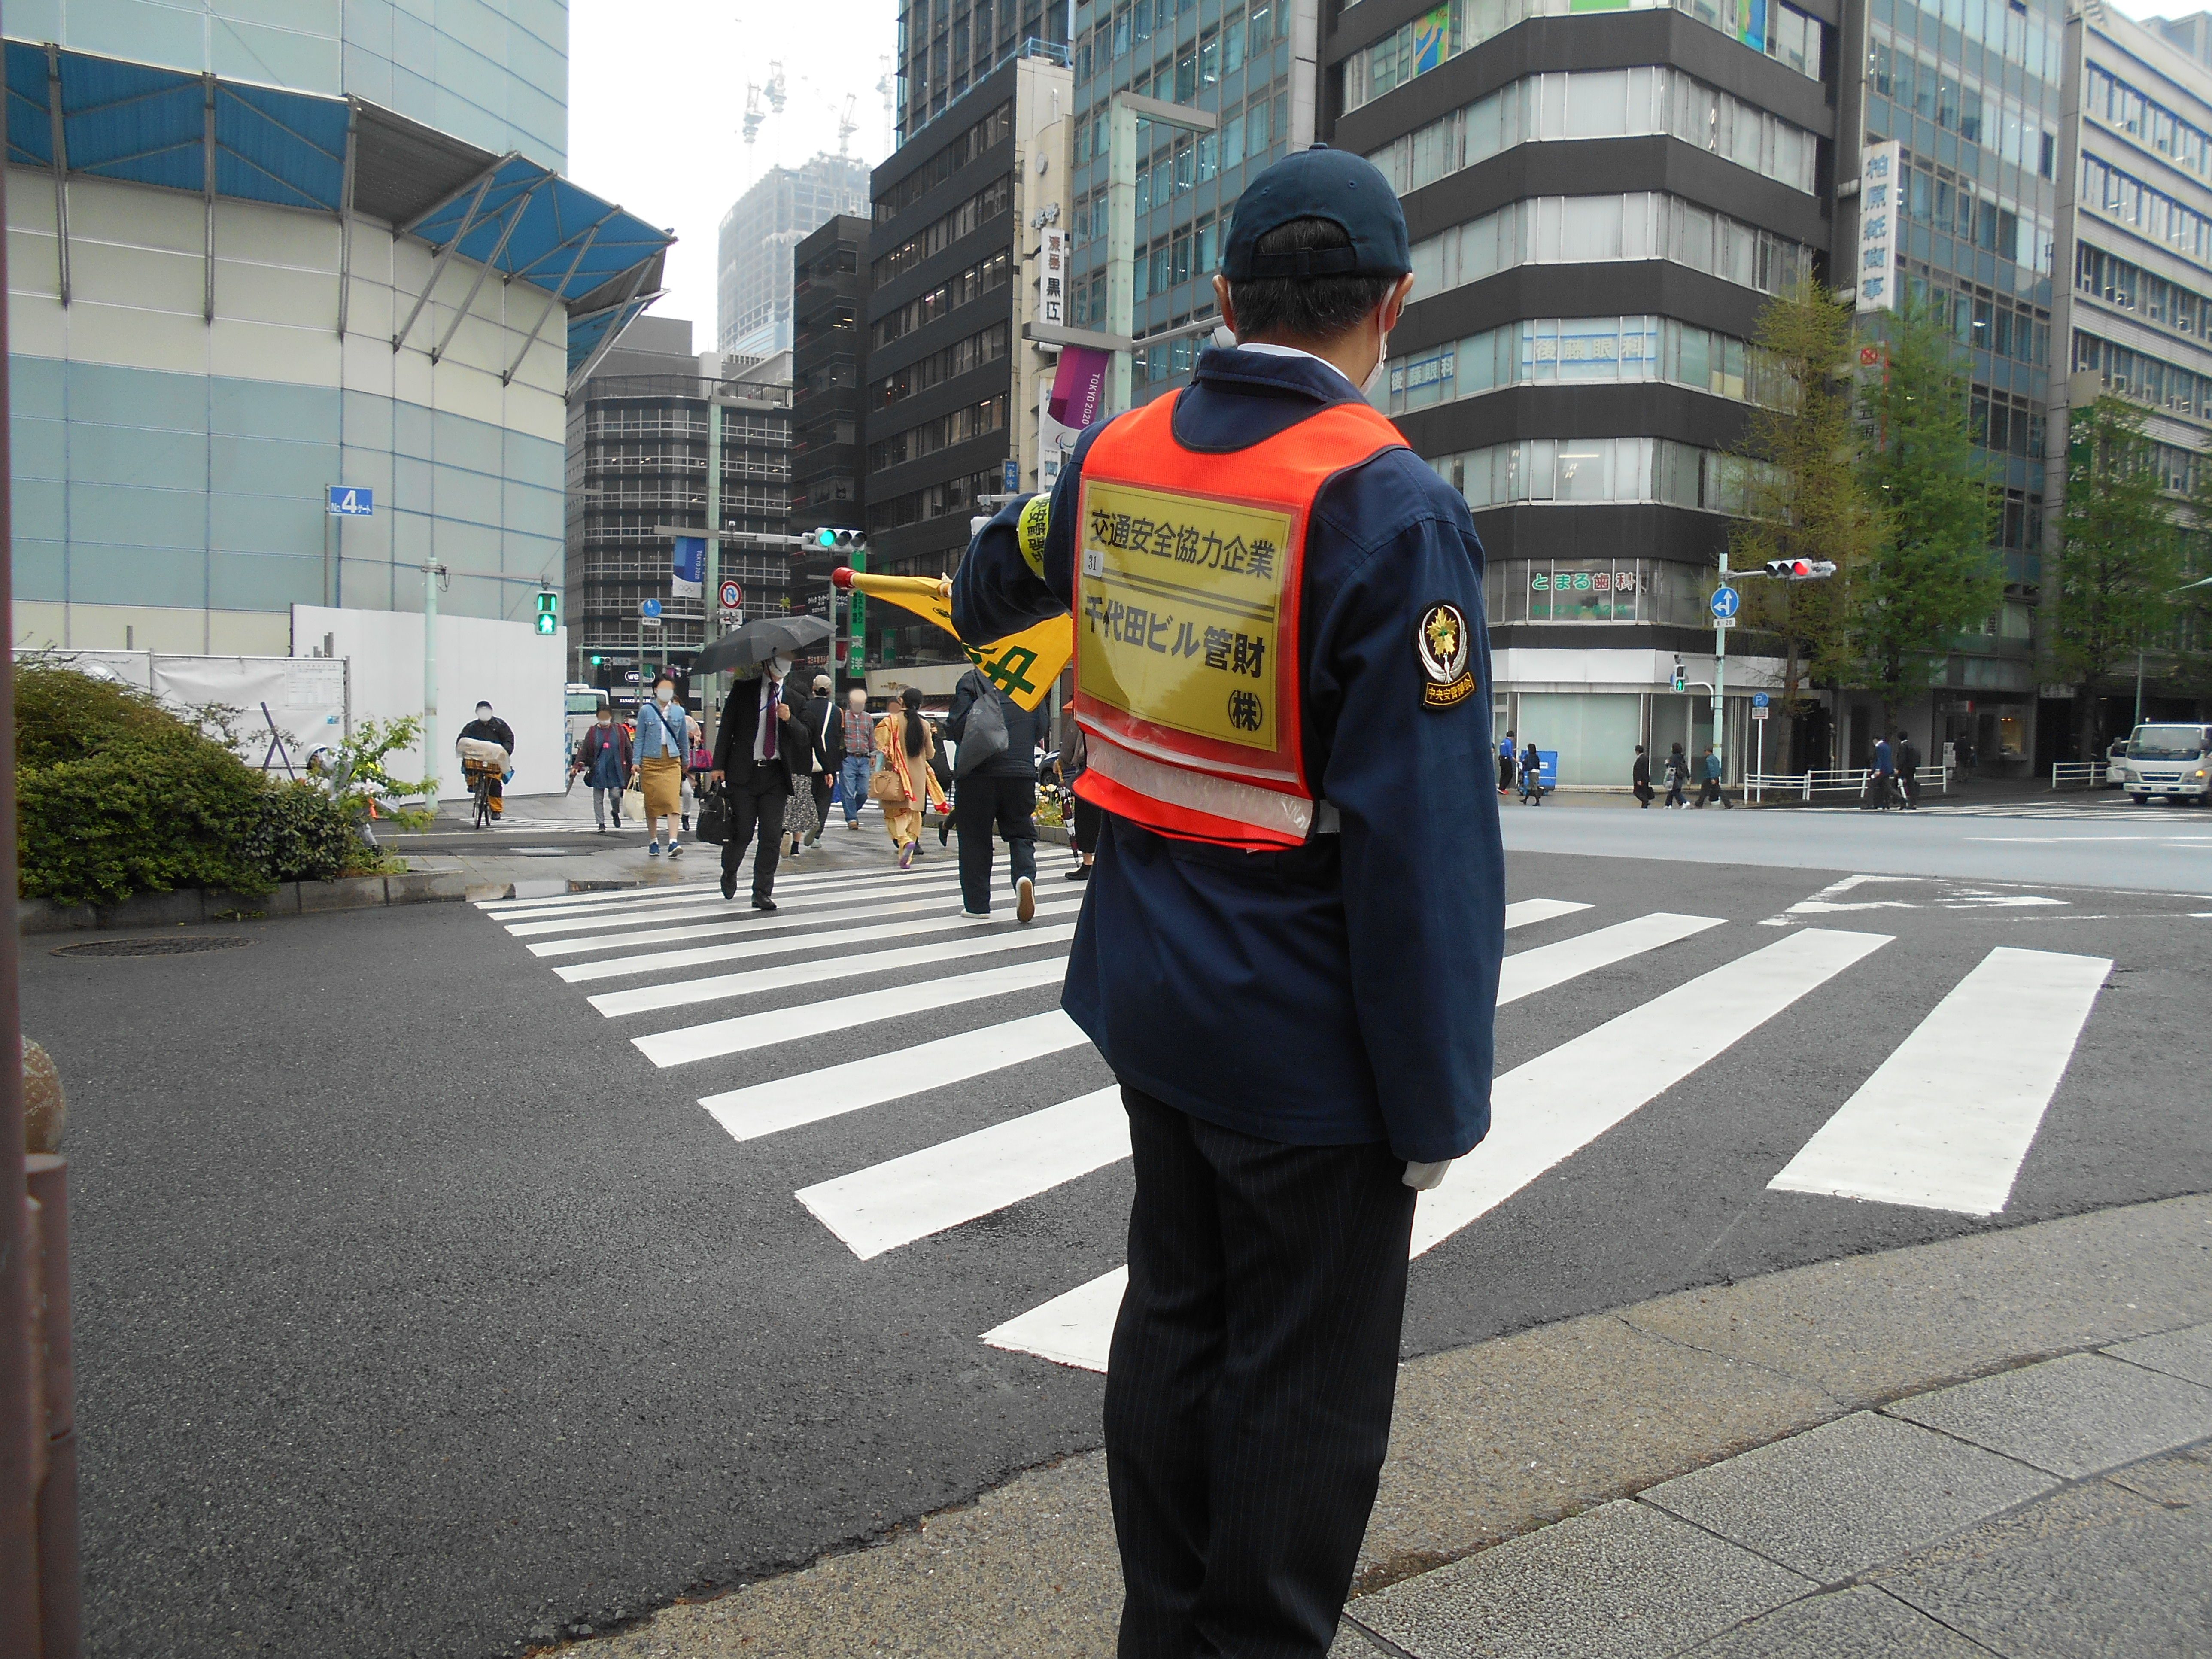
[1698,745,1733,809]
[1063,722,1097,881]
[1864,735,1896,811]
[634,676,690,857]
[930,716,957,848]
[873,687,945,869]
[802,674,839,844]
[836,687,875,831]
[570,704,631,832]
[946,666,1039,922]
[1895,730,1921,810]
[1631,744,1653,808]
[1664,742,1689,808]
[1498,730,1518,796]
[1519,741,1543,804]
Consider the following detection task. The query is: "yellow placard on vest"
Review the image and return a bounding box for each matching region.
[1077,480,1290,751]
[845,572,1071,712]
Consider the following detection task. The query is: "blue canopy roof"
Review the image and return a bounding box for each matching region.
[4,40,670,371]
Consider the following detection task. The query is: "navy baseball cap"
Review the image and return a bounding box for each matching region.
[1222,144,1411,281]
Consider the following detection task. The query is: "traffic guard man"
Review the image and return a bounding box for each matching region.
[952,146,1505,1657]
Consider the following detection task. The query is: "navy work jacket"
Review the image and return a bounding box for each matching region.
[953,346,1504,1163]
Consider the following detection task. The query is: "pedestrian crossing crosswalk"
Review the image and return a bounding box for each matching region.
[471,859,2114,1376]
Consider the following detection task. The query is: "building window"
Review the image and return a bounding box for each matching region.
[1407,193,1813,300]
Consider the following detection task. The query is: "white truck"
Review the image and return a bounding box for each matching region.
[2115,723,2212,805]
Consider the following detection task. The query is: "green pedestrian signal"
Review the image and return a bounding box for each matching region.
[535,589,559,635]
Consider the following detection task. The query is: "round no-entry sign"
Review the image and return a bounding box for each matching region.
[720,580,741,609]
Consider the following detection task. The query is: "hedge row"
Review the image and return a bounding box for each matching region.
[15,662,382,906]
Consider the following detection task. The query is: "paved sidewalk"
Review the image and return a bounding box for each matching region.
[542,1194,2212,1658]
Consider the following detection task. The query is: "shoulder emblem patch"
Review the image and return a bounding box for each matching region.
[1417,602,1475,709]
[1017,494,1052,580]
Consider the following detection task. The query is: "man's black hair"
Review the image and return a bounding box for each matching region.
[1229,218,1396,343]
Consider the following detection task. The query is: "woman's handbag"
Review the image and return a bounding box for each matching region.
[695,783,729,845]
[869,764,907,804]
[621,786,646,822]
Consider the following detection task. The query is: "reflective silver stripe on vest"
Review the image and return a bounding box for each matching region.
[1084,728,1315,842]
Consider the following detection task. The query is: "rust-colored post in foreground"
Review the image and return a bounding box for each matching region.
[26,1158,78,1657]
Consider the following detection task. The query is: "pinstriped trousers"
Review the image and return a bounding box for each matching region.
[1104,1085,1416,1659]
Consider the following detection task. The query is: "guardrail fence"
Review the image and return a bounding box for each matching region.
[1744,766,1953,803]
[2049,761,2109,790]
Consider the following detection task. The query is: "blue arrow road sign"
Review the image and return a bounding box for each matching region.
[327,486,373,517]
[640,599,662,618]
[1753,692,1770,708]
[1710,585,1741,619]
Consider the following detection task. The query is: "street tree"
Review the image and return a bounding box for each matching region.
[2047,393,2182,754]
[1727,277,1878,763]
[1854,299,2000,733]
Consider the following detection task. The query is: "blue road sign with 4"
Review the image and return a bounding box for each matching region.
[327,486,373,517]
[1753,692,1770,708]
[640,599,662,618]
[1710,586,1741,619]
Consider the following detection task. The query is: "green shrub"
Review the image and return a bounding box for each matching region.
[244,782,374,883]
[15,662,377,905]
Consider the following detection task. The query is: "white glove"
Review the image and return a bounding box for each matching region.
[1403,1159,1452,1191]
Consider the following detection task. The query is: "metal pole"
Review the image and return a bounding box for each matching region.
[0,131,49,1645]
[2134,646,2144,729]
[1106,100,1136,415]
[1713,553,1728,777]
[423,563,441,806]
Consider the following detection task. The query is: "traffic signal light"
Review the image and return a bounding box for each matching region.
[814,527,867,551]
[1671,659,1686,692]
[535,589,559,635]
[589,654,602,667]
[1762,559,1838,580]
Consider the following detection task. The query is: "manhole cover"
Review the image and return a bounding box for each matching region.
[52,935,255,959]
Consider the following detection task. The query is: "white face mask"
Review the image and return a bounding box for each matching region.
[768,653,793,679]
[655,687,672,704]
[1362,306,1390,399]
[475,706,492,720]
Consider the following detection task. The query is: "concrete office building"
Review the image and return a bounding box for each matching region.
[716,155,870,359]
[1066,0,1320,396]
[2045,5,2212,748]
[862,48,1071,692]
[1328,0,1835,784]
[8,2,671,658]
[565,317,793,697]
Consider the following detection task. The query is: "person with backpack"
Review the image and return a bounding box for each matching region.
[945,666,1039,922]
[1663,742,1689,808]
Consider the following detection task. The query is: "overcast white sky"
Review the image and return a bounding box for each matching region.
[569,1,901,349]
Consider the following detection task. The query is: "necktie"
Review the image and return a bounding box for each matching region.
[757,681,778,763]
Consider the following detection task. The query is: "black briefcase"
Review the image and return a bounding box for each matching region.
[695,783,729,845]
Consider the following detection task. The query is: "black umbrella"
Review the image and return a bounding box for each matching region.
[692,614,835,675]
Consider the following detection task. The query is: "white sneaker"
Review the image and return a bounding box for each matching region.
[961,908,993,920]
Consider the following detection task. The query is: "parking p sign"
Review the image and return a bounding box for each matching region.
[327,486,373,517]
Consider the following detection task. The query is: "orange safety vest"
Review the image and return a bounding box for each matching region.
[1071,389,1406,851]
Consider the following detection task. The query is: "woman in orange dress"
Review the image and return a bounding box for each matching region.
[872,686,945,869]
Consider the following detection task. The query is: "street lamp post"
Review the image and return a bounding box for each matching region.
[1104,93,1217,414]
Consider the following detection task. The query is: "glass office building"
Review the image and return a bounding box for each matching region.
[715,155,871,359]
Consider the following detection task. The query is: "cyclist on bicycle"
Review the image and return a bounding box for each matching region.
[457,700,516,819]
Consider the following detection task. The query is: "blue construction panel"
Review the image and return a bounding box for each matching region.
[207,549,322,611]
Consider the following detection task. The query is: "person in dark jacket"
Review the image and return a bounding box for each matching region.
[705,654,807,909]
[945,667,1039,921]
[1895,730,1921,809]
[800,674,839,845]
[1632,744,1653,808]
[1520,740,1543,804]
[570,704,632,830]
[950,149,1503,1659]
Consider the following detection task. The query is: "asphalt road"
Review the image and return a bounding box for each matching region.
[28,811,2212,1658]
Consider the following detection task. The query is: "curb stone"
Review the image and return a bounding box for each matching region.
[19,868,480,934]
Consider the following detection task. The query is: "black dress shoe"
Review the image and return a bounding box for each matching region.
[721,869,737,900]
[752,895,778,912]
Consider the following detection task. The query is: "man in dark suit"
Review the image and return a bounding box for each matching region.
[706,652,806,910]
